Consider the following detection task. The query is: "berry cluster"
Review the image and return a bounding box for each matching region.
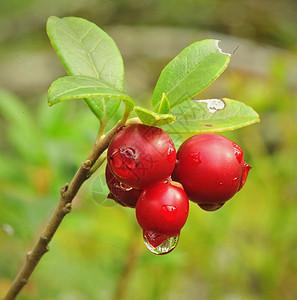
[106,124,251,254]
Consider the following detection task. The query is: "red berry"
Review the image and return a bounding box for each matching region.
[136,182,189,249]
[107,124,176,189]
[172,133,251,210]
[105,165,142,208]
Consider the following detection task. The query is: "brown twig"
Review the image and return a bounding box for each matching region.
[3,108,132,300]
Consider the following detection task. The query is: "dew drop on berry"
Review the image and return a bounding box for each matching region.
[232,177,239,186]
[167,142,176,163]
[110,147,137,177]
[238,162,252,191]
[143,230,179,255]
[232,143,243,164]
[217,182,224,189]
[119,182,133,191]
[190,152,201,165]
[161,205,177,221]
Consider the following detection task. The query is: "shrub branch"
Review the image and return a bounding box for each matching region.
[3,107,132,300]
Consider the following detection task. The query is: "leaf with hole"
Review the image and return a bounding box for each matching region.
[161,98,260,134]
[152,39,230,111]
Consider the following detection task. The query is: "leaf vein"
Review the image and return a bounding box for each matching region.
[97,56,114,75]
[89,37,105,54]
[80,26,93,41]
[66,49,97,72]
[64,23,101,78]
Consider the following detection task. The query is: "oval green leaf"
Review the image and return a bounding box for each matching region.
[48,75,135,112]
[47,16,124,120]
[152,39,230,110]
[134,106,175,126]
[161,98,260,134]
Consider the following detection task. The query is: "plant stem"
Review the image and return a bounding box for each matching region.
[88,150,107,176]
[3,108,132,300]
[97,120,107,140]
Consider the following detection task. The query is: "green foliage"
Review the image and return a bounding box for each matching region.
[134,106,175,126]
[46,18,258,136]
[47,75,135,113]
[152,39,230,110]
[47,16,125,122]
[157,93,170,114]
[162,98,260,134]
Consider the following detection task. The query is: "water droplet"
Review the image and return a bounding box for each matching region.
[110,147,137,177]
[143,230,179,255]
[119,182,133,191]
[196,99,226,114]
[232,143,243,164]
[162,205,177,221]
[238,162,252,191]
[218,182,224,189]
[190,152,201,165]
[198,203,224,211]
[232,177,239,186]
[167,142,176,163]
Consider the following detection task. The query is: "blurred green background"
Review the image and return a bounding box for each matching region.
[1,0,297,299]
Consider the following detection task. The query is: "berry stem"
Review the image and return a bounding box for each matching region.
[88,150,107,176]
[125,117,142,126]
[3,105,133,300]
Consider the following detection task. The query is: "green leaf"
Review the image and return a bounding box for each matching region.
[83,97,121,121]
[152,39,230,110]
[161,98,260,134]
[157,93,170,114]
[47,75,135,112]
[134,106,176,126]
[46,16,124,120]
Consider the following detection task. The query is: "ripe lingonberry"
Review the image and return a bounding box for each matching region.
[172,133,251,211]
[107,124,176,189]
[136,182,189,254]
[105,165,142,208]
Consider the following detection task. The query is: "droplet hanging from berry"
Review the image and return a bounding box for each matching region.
[136,182,189,254]
[143,230,179,255]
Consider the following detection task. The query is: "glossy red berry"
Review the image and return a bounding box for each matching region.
[136,182,189,252]
[107,124,176,189]
[105,165,142,208]
[172,133,251,211]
